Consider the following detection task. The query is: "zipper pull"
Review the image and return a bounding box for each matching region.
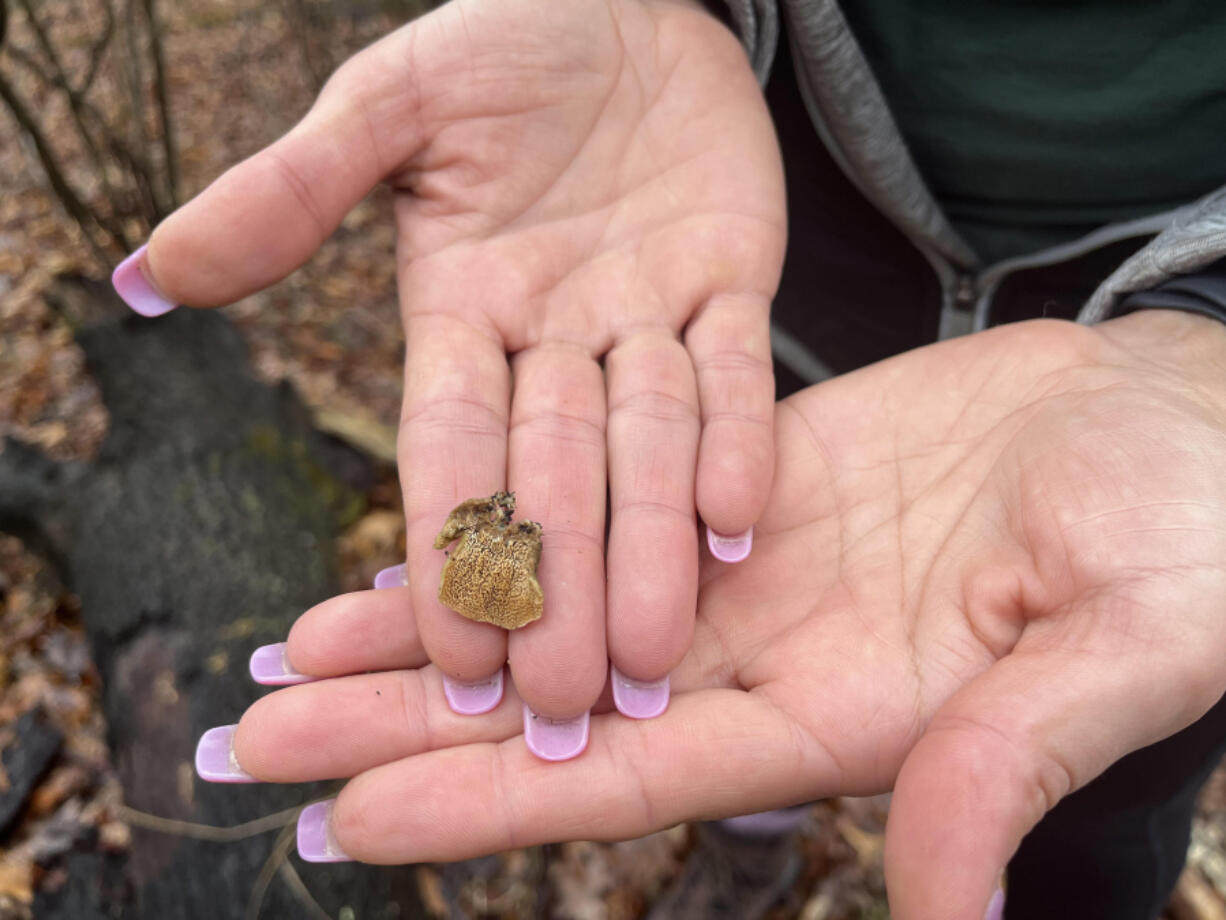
[953,274,976,311]
[939,274,978,339]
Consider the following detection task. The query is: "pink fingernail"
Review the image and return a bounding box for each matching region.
[111,244,176,317]
[720,806,810,836]
[707,526,753,563]
[610,665,669,719]
[249,642,313,686]
[985,887,1005,920]
[297,800,352,863]
[195,725,257,783]
[523,705,589,761]
[373,563,408,589]
[443,669,504,715]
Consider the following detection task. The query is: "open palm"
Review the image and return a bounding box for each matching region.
[225,312,1226,919]
[141,0,785,728]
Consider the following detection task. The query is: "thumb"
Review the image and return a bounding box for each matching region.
[882,643,1221,920]
[120,26,430,311]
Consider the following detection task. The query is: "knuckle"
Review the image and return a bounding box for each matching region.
[614,497,693,526]
[263,148,329,245]
[510,408,604,452]
[399,393,507,440]
[609,389,697,427]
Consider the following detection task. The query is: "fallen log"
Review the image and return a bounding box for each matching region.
[1,275,426,919]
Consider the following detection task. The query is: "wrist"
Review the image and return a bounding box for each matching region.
[1095,308,1226,411]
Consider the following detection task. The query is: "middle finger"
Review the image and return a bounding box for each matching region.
[505,344,608,752]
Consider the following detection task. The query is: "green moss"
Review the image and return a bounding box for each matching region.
[242,424,366,528]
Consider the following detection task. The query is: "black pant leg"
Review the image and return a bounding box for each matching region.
[1005,692,1226,920]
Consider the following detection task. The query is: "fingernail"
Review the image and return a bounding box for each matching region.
[111,244,176,317]
[610,665,669,719]
[522,705,589,761]
[984,886,1005,920]
[195,725,257,783]
[707,526,753,563]
[249,642,313,686]
[443,669,504,715]
[373,563,408,589]
[297,800,352,863]
[721,805,810,836]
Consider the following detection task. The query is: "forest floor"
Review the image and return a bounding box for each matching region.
[2,0,1226,917]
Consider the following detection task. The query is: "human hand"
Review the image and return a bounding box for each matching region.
[210,311,1226,918]
[114,0,786,744]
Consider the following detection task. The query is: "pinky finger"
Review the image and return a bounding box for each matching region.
[685,293,774,562]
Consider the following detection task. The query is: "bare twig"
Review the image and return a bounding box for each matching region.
[116,803,305,842]
[278,858,336,920]
[7,0,131,248]
[3,36,152,231]
[82,0,115,93]
[13,0,65,79]
[121,0,154,210]
[286,0,328,95]
[139,0,176,209]
[245,823,298,920]
[0,68,113,263]
[3,41,53,84]
[117,798,345,919]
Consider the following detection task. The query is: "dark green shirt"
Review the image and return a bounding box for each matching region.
[841,1,1226,262]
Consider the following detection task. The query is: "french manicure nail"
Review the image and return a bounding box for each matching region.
[297,800,352,863]
[523,705,589,761]
[373,563,408,589]
[707,526,753,563]
[111,244,177,317]
[443,669,504,715]
[610,665,669,719]
[984,886,1005,920]
[195,725,257,783]
[249,642,313,686]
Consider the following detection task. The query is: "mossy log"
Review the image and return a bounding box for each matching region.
[1,276,425,920]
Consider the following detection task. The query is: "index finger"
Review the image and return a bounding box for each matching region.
[400,313,510,693]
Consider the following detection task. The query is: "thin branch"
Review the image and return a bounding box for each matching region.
[5,41,149,237]
[0,68,115,262]
[81,0,115,93]
[7,0,129,244]
[139,0,175,209]
[121,0,155,211]
[14,0,65,78]
[4,41,54,84]
[116,803,304,842]
[277,859,336,920]
[245,824,298,920]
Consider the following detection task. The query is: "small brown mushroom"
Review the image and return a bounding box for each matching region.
[433,491,543,629]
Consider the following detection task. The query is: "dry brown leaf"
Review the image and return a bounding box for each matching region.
[26,764,90,818]
[0,856,33,904]
[415,866,450,919]
[1170,867,1226,920]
